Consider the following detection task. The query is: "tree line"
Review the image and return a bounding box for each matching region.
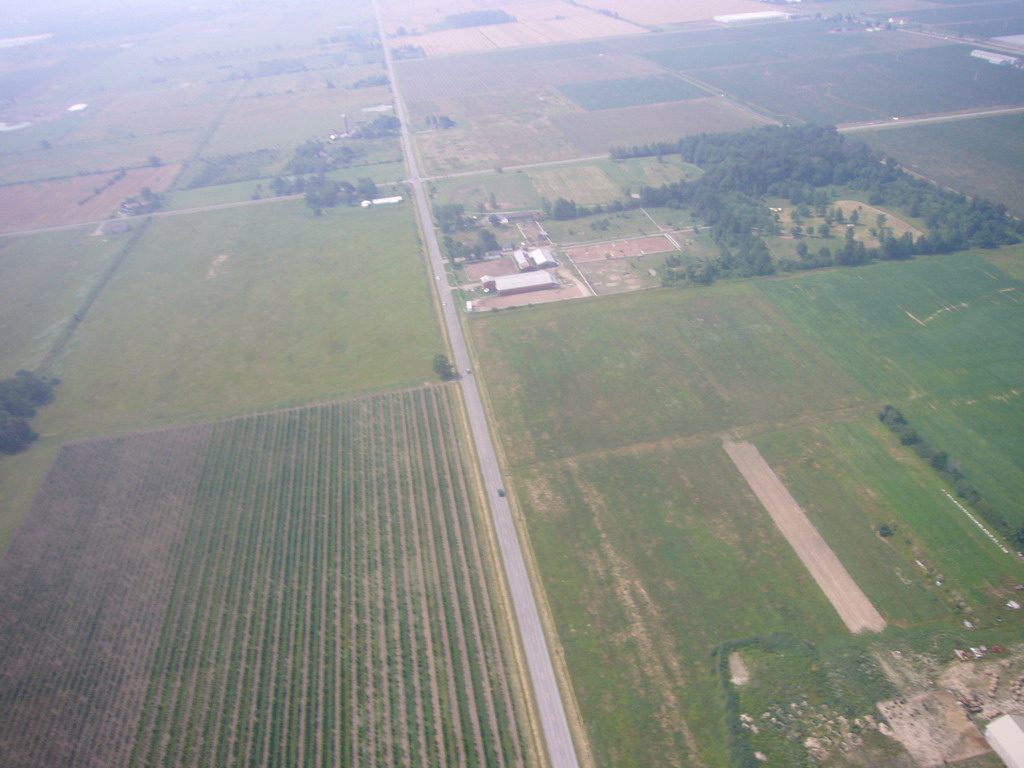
[0,370,57,454]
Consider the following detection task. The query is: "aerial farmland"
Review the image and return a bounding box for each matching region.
[1,0,1024,766]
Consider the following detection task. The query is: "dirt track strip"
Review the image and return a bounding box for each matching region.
[723,441,886,634]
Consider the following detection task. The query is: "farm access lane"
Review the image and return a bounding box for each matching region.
[838,104,1024,133]
[374,4,582,768]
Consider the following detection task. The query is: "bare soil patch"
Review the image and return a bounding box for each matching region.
[464,257,519,281]
[877,691,989,767]
[723,441,886,634]
[0,165,178,233]
[566,235,674,262]
[730,652,750,685]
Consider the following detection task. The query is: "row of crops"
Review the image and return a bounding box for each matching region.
[0,386,533,767]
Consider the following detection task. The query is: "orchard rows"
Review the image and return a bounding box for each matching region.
[0,386,533,767]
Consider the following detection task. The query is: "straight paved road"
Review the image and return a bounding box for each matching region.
[372,5,581,767]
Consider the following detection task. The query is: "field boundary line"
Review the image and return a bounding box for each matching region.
[723,440,887,634]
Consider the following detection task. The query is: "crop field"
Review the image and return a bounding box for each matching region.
[550,98,771,155]
[412,90,578,174]
[0,227,125,376]
[540,208,683,244]
[0,388,535,768]
[35,198,440,441]
[557,75,707,111]
[599,156,703,190]
[858,113,1024,218]
[695,44,1024,125]
[758,253,1024,522]
[0,165,179,233]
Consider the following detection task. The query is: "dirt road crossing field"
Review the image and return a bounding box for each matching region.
[724,441,887,634]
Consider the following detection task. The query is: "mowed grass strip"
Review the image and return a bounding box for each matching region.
[757,254,1024,520]
[471,284,868,465]
[515,439,845,768]
[37,198,441,440]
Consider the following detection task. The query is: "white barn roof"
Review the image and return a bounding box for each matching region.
[494,272,558,292]
[529,247,556,267]
[714,11,787,23]
[986,714,1024,768]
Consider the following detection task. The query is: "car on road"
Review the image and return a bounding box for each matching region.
[497,488,505,497]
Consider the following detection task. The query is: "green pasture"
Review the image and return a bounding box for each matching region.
[470,284,868,466]
[541,208,678,245]
[696,44,1024,125]
[551,99,768,156]
[557,75,706,111]
[37,198,440,440]
[757,253,1024,523]
[599,156,703,192]
[530,164,620,206]
[515,439,845,767]
[858,113,1024,218]
[0,226,125,377]
[432,170,542,212]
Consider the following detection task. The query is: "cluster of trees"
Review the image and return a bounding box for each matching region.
[350,114,400,139]
[391,45,425,60]
[283,140,360,176]
[423,114,455,130]
[877,405,1023,546]
[120,186,163,216]
[433,354,457,381]
[543,196,634,221]
[351,74,389,89]
[605,125,1024,283]
[0,371,57,454]
[300,176,379,214]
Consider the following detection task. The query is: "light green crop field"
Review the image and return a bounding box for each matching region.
[36,198,440,441]
[470,283,869,466]
[598,156,703,191]
[529,164,620,206]
[0,227,125,377]
[758,254,1024,520]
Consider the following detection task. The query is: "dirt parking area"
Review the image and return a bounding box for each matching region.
[567,235,674,263]
[464,257,518,281]
[877,691,989,767]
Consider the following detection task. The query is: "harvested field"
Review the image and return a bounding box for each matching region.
[0,388,535,767]
[0,165,179,233]
[723,441,886,634]
[566,235,675,262]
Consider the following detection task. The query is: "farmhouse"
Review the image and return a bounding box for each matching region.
[481,272,559,296]
[985,714,1024,768]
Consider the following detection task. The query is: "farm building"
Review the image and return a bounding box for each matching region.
[360,195,404,207]
[481,272,559,296]
[986,714,1024,768]
[971,49,1022,67]
[714,11,788,23]
[513,249,532,271]
[529,248,557,268]
[498,211,538,224]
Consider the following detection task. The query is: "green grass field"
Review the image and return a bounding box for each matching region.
[432,171,543,212]
[758,254,1024,520]
[858,113,1024,218]
[36,198,440,441]
[0,227,125,377]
